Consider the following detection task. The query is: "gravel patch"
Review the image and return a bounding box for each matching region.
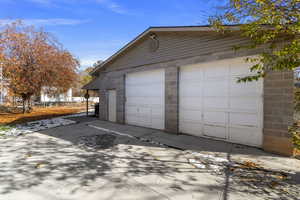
[0,117,76,137]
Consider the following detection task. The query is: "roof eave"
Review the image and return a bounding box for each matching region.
[91,25,243,75]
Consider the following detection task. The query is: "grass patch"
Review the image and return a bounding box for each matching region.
[0,125,13,132]
[0,125,14,137]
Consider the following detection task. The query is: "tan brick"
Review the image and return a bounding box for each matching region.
[263,135,294,156]
[283,72,294,80]
[165,67,179,134]
[263,70,293,156]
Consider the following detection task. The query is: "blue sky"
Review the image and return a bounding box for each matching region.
[0,0,227,70]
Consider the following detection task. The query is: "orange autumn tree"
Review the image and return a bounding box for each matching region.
[0,21,79,113]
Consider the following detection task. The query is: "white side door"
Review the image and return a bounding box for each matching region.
[108,90,117,122]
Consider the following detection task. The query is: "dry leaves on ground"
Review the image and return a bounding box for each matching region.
[0,106,85,125]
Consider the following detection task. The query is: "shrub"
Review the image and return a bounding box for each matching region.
[289,124,300,150]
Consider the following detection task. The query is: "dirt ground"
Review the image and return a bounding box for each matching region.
[0,106,85,125]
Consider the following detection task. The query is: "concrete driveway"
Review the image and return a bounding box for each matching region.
[0,117,299,200]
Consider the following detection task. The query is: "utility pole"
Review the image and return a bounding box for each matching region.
[84,90,90,117]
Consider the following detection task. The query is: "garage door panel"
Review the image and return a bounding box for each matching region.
[230,57,257,76]
[127,86,163,97]
[204,63,229,78]
[127,70,164,83]
[230,113,259,127]
[231,65,253,76]
[126,116,139,124]
[204,97,228,110]
[203,125,226,139]
[180,97,202,110]
[139,107,151,116]
[126,80,163,86]
[151,107,164,115]
[126,106,138,114]
[127,97,164,106]
[230,127,262,146]
[180,83,202,96]
[179,66,203,81]
[180,110,202,122]
[230,97,259,111]
[203,111,227,125]
[204,81,228,96]
[230,79,262,96]
[138,116,151,125]
[180,121,203,136]
[151,119,164,130]
[126,69,165,130]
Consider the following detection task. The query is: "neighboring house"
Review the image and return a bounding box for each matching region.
[72,97,99,103]
[1,65,90,104]
[0,87,8,104]
[40,88,99,103]
[40,88,73,103]
[0,67,9,105]
[83,25,294,156]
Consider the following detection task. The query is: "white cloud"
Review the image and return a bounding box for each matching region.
[79,53,110,68]
[80,58,98,67]
[89,0,128,14]
[0,18,89,26]
[20,0,129,14]
[104,1,127,14]
[28,0,52,6]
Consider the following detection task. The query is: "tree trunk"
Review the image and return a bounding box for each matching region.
[22,98,26,114]
[27,98,32,113]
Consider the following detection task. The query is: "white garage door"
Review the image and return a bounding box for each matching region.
[179,57,263,147]
[125,69,165,130]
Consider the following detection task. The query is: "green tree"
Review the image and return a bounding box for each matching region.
[209,0,300,82]
[81,66,95,86]
[72,61,102,97]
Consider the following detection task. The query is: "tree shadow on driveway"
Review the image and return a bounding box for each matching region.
[0,120,299,200]
[0,124,223,199]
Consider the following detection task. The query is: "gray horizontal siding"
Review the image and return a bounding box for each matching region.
[104,32,253,72]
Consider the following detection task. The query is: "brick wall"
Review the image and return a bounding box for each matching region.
[165,67,179,133]
[263,71,294,156]
[116,75,125,124]
[98,89,107,121]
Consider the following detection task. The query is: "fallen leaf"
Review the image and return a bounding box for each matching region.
[35,163,44,169]
[25,153,32,158]
[270,181,279,188]
[240,178,258,182]
[276,175,287,180]
[242,161,260,168]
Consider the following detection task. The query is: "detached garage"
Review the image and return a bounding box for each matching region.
[83,26,294,156]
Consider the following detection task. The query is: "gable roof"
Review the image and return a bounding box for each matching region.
[82,77,100,90]
[90,25,242,75]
